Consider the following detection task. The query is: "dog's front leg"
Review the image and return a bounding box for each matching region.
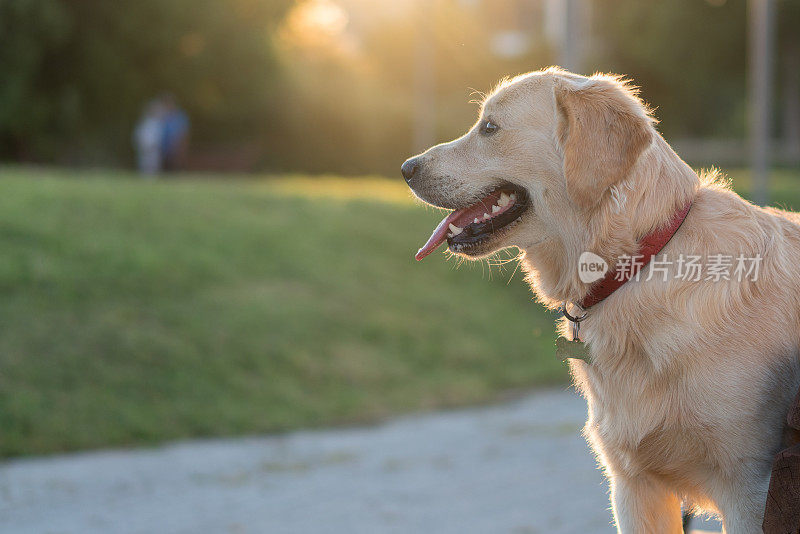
[716,469,770,534]
[610,474,683,534]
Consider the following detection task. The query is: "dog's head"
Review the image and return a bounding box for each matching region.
[403,68,657,299]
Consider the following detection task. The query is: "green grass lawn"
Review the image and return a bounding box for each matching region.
[0,165,798,457]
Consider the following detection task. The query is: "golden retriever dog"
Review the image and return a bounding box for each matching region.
[402,67,800,533]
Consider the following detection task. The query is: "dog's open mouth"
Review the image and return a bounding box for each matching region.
[415,184,529,260]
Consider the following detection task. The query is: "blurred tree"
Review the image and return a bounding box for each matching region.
[0,0,71,160]
[592,0,748,139]
[271,0,551,175]
[0,0,291,165]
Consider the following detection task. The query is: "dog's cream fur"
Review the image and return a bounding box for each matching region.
[405,68,800,533]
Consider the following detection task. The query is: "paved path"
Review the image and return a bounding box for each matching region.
[0,389,720,534]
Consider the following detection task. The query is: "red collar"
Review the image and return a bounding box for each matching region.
[579,200,693,309]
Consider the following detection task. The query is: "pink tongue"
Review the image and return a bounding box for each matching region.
[415,190,504,261]
[415,209,464,261]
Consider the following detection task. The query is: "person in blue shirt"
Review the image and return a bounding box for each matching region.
[159,94,190,172]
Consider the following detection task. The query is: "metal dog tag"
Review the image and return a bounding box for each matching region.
[556,336,590,362]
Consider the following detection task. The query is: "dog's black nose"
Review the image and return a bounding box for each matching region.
[401,157,421,183]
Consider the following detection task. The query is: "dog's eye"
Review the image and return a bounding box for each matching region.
[479,120,499,135]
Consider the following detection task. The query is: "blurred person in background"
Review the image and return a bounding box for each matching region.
[159,94,190,172]
[133,99,165,176]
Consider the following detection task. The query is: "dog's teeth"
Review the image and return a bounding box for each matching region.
[498,192,510,207]
[510,193,517,201]
[474,217,480,224]
[448,223,463,236]
[483,212,490,220]
[491,204,501,214]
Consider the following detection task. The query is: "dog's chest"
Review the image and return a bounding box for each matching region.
[568,358,704,478]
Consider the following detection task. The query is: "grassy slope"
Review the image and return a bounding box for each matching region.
[0,168,563,456]
[2,166,798,457]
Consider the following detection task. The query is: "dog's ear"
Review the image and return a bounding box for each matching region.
[555,76,652,210]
